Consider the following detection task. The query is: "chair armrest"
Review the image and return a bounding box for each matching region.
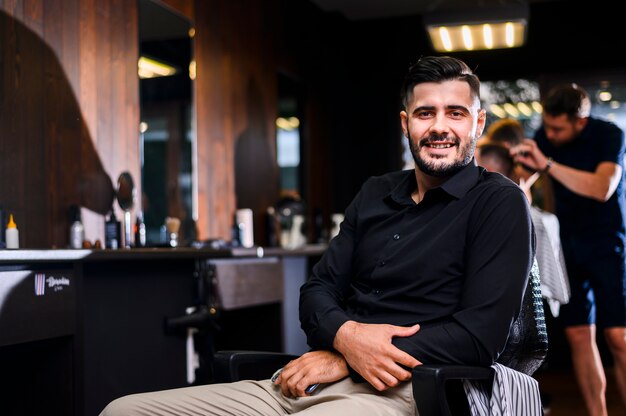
[411,364,494,416]
[213,350,299,383]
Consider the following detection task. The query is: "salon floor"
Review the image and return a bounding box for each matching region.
[535,367,623,415]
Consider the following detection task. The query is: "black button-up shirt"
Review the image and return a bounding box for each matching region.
[300,161,534,369]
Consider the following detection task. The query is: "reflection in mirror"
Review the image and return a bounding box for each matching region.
[276,73,303,198]
[138,0,195,246]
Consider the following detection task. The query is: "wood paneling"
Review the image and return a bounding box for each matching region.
[194,0,280,242]
[0,0,339,248]
[0,0,286,248]
[0,0,138,248]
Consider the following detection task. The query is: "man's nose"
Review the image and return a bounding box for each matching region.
[429,114,450,135]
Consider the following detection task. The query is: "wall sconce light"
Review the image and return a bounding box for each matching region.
[424,4,529,52]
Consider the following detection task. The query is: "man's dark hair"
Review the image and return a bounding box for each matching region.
[401,56,481,109]
[542,83,591,121]
[477,141,514,177]
[486,118,525,146]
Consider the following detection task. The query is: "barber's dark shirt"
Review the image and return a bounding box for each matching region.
[299,161,534,370]
[535,117,626,248]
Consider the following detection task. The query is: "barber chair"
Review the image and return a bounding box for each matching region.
[165,257,284,384]
[213,260,548,415]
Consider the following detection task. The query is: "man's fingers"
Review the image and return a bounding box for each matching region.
[389,323,420,337]
[365,375,388,392]
[284,374,309,397]
[366,367,405,391]
[392,348,420,368]
[385,360,413,382]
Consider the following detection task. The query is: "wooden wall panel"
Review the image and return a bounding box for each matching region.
[0,0,138,248]
[0,0,327,247]
[194,0,279,242]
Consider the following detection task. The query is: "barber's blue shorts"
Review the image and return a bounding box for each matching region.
[559,236,626,328]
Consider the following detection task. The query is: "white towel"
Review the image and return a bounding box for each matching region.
[463,363,543,416]
[531,206,570,317]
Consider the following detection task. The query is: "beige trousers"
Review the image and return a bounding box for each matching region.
[100,377,417,416]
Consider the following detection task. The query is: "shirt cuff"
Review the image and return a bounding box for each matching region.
[313,309,351,350]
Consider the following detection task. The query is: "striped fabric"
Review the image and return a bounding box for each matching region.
[463,363,543,416]
[530,206,570,317]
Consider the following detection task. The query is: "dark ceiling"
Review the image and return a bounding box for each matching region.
[307,0,553,20]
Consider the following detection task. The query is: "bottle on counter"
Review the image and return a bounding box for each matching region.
[6,213,19,249]
[104,210,121,249]
[134,212,146,248]
[69,205,85,249]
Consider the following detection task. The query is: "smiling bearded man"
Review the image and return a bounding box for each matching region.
[101,55,536,416]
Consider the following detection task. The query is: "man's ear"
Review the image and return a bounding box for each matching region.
[475,109,487,137]
[575,117,589,132]
[400,111,408,137]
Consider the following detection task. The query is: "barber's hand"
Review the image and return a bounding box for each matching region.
[333,321,421,391]
[510,138,550,172]
[274,350,348,398]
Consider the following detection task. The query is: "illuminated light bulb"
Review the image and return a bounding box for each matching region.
[288,117,300,128]
[489,104,507,118]
[505,22,515,47]
[531,101,543,113]
[483,24,493,49]
[462,25,473,50]
[439,27,452,51]
[598,91,612,102]
[517,102,532,117]
[503,102,520,117]
[276,117,291,130]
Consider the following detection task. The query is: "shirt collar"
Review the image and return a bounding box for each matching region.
[388,158,481,205]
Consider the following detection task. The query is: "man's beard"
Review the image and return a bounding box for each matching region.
[409,131,476,177]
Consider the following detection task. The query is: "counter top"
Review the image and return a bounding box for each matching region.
[0,244,327,264]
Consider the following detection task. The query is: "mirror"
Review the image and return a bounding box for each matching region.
[276,73,304,198]
[138,0,195,246]
[116,171,136,211]
[116,171,136,248]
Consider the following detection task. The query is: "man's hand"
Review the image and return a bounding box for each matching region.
[333,321,421,391]
[275,350,348,398]
[511,138,622,201]
[510,138,551,172]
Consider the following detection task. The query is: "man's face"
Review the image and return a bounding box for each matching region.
[542,113,586,146]
[400,80,486,177]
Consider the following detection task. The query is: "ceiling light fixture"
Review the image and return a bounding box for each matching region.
[424,4,529,53]
[138,56,178,79]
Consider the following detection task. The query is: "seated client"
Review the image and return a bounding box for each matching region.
[101,55,534,416]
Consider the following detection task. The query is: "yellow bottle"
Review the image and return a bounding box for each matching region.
[6,214,19,249]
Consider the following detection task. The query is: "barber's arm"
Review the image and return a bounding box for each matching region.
[511,138,622,202]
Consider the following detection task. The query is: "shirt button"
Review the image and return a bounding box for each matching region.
[379,260,386,266]
[373,289,381,295]
[393,234,400,240]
